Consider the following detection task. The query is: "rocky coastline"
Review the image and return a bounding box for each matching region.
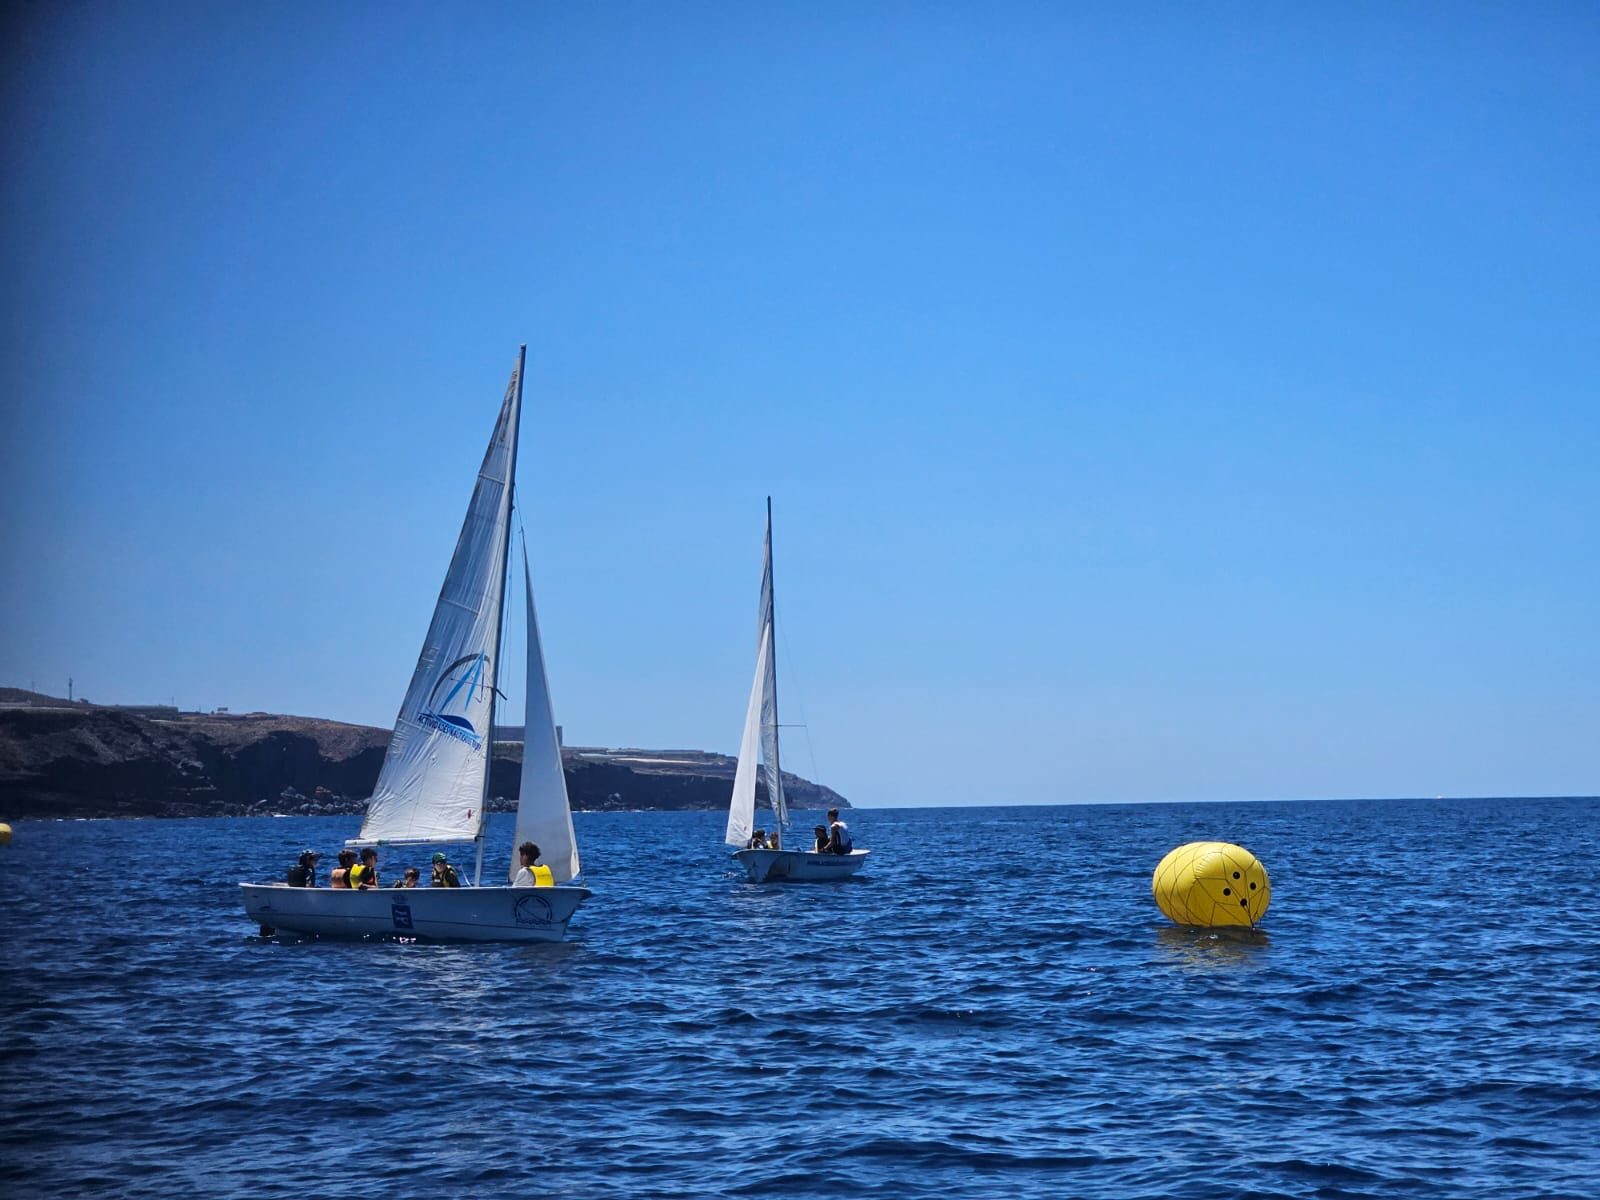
[0,690,848,821]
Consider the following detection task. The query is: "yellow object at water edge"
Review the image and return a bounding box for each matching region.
[0,823,11,845]
[1152,841,1270,928]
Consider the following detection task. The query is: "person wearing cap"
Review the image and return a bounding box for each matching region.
[348,847,380,890]
[513,841,554,887]
[430,851,461,888]
[285,849,320,887]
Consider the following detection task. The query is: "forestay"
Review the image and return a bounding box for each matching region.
[356,357,523,846]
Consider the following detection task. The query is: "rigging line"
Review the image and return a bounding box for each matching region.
[777,623,824,797]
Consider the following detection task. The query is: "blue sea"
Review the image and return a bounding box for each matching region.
[2,798,1597,1199]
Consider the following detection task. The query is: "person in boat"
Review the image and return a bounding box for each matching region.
[767,828,781,849]
[812,825,830,853]
[330,849,357,888]
[392,868,420,888]
[348,847,380,890]
[746,829,768,850]
[431,851,461,888]
[826,808,853,855]
[285,849,320,887]
[513,841,554,887]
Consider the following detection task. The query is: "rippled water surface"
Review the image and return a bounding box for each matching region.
[3,798,1598,1199]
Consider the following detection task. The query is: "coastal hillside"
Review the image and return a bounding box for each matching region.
[0,689,849,821]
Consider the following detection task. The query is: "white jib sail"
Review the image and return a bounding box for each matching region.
[756,512,787,828]
[724,623,772,847]
[357,353,523,846]
[510,545,579,883]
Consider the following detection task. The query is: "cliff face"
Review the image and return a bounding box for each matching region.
[557,748,846,814]
[0,706,389,820]
[0,697,848,820]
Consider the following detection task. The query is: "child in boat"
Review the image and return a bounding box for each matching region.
[285,849,320,887]
[513,841,554,886]
[431,851,461,888]
[330,849,357,887]
[348,847,380,890]
[827,809,853,855]
[812,825,829,852]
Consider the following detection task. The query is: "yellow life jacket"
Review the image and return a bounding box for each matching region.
[532,864,554,887]
[349,863,373,888]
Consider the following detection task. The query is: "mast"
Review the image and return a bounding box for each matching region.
[766,495,784,828]
[476,343,526,881]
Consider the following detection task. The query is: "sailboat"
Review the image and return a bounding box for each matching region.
[241,346,590,941]
[725,499,868,883]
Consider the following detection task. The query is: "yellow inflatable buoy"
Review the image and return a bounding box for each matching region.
[1152,841,1270,929]
[0,823,11,846]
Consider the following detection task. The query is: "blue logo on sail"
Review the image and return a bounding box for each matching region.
[419,652,491,749]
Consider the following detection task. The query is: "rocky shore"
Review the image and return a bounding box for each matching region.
[0,691,848,821]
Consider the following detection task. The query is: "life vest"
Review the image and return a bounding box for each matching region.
[433,863,460,888]
[349,863,375,889]
[831,821,852,853]
[532,864,554,887]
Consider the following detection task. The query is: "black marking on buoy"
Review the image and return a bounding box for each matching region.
[1238,898,1248,907]
[1232,871,1241,879]
[1223,887,1232,895]
[1250,882,1257,889]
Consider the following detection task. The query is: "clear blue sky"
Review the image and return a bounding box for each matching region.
[2,3,1595,807]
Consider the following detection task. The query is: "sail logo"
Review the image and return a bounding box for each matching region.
[513,893,553,927]
[418,652,491,749]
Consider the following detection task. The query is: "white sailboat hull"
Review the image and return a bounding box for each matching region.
[241,882,590,943]
[732,848,869,883]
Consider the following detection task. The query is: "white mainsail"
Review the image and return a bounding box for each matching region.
[356,351,523,846]
[510,545,580,883]
[724,500,786,847]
